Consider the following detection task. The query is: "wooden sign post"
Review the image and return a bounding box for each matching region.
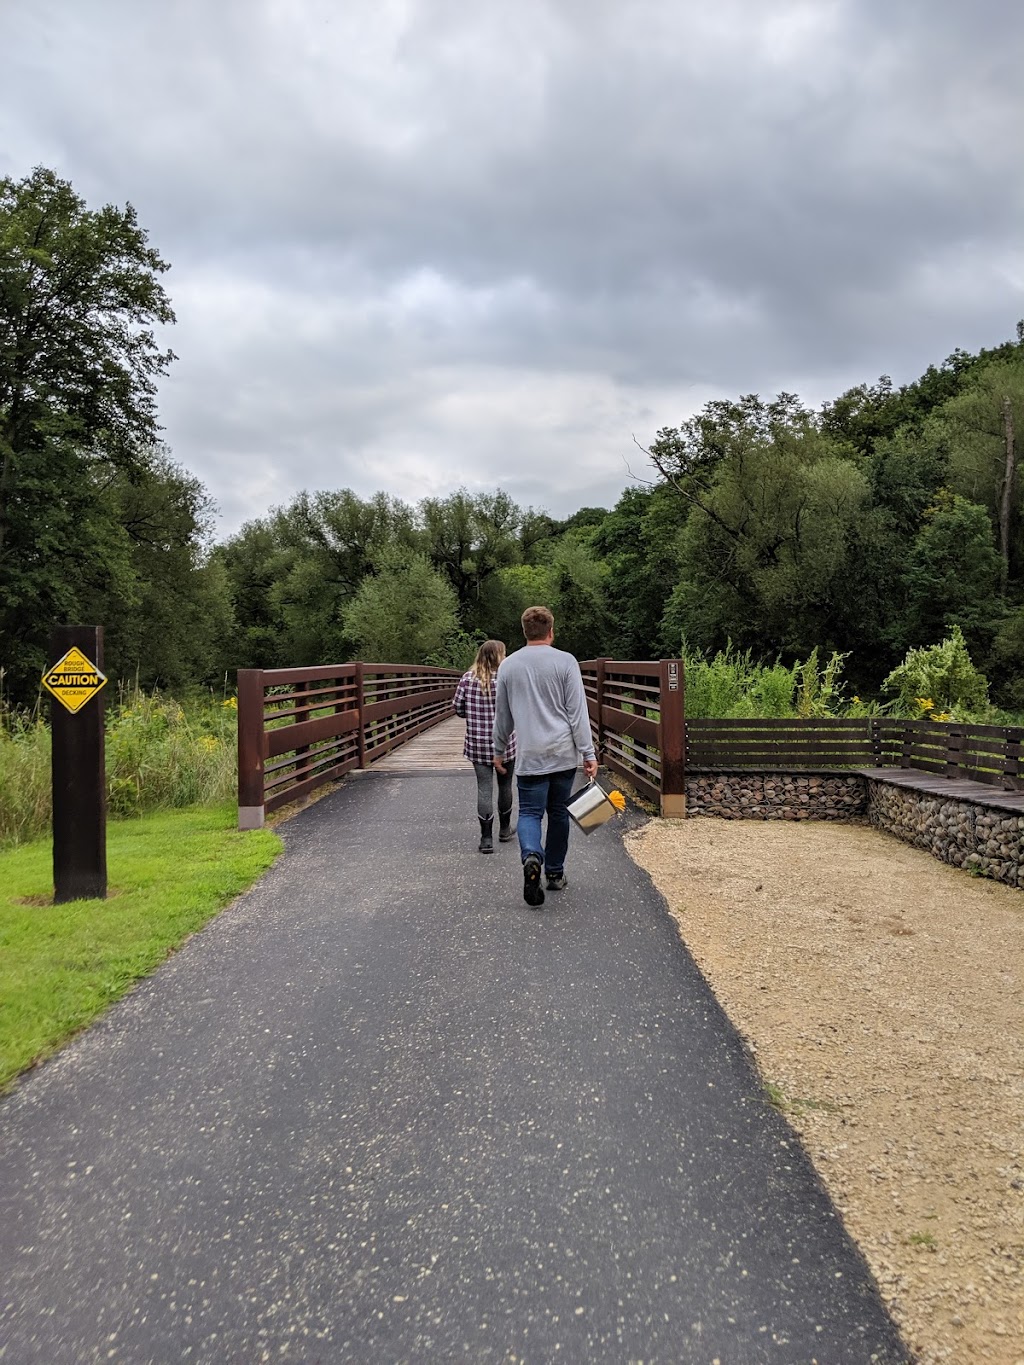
[43,626,108,902]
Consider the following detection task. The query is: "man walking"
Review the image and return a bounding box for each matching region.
[493,606,598,908]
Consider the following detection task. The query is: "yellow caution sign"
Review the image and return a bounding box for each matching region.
[42,646,108,714]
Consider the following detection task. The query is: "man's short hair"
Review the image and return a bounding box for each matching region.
[521,606,554,641]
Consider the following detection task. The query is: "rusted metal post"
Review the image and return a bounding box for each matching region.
[658,658,686,818]
[594,657,607,760]
[354,662,367,768]
[237,669,266,829]
[293,678,309,784]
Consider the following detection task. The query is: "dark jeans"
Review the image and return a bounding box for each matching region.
[472,761,515,821]
[516,768,576,875]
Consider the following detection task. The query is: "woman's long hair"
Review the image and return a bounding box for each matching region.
[471,639,506,695]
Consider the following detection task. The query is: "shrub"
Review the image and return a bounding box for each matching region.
[881,626,990,719]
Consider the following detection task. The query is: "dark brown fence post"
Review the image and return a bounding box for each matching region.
[1005,725,1023,791]
[901,723,914,769]
[594,657,607,759]
[945,724,962,779]
[354,661,367,768]
[293,678,309,783]
[237,669,266,829]
[658,658,686,817]
[870,717,883,767]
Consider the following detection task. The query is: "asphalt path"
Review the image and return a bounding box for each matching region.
[0,768,908,1363]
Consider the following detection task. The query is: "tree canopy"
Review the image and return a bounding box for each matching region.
[3,166,1024,715]
[0,167,177,695]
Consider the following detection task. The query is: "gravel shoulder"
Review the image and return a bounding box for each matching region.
[627,817,1024,1365]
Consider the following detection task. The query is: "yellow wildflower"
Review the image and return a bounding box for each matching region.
[915,697,934,710]
[222,696,238,709]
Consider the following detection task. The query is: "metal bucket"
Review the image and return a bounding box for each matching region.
[566,780,616,834]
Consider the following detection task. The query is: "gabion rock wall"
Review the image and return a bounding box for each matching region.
[684,772,867,820]
[865,780,1023,888]
[682,768,1023,888]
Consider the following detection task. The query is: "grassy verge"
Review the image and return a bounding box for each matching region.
[0,801,282,1091]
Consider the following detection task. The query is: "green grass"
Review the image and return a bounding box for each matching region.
[0,801,281,1091]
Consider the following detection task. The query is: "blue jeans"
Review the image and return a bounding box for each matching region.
[516,769,576,876]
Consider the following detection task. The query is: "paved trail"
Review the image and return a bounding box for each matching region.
[0,737,907,1362]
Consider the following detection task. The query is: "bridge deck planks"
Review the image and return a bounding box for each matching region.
[360,714,467,773]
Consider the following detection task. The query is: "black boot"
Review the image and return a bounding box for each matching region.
[499,809,515,842]
[478,818,494,853]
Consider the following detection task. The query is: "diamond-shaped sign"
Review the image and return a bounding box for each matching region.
[42,646,108,714]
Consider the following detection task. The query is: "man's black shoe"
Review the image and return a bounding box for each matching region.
[523,854,545,908]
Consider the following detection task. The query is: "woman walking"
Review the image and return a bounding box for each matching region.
[453,640,517,853]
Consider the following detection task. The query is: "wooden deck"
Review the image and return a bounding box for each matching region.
[361,715,468,774]
[858,767,1024,813]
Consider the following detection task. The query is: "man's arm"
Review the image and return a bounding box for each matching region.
[564,662,598,778]
[492,669,513,772]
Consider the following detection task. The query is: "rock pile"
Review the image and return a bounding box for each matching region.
[685,771,866,820]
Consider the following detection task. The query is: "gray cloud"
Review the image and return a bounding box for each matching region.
[3,0,1023,531]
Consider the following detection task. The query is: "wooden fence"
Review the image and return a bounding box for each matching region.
[237,663,459,828]
[579,659,686,816]
[686,717,1024,791]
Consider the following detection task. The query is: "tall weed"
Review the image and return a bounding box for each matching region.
[682,642,875,720]
[0,687,238,848]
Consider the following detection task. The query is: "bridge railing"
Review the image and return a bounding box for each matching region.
[237,662,459,828]
[579,658,686,817]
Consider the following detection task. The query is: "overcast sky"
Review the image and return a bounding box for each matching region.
[3,0,1023,534]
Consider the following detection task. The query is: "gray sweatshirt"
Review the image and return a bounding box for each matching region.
[493,645,596,776]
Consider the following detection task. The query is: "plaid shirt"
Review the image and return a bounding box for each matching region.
[453,671,517,765]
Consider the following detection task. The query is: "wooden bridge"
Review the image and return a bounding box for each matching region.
[236,656,1024,827]
[236,658,688,827]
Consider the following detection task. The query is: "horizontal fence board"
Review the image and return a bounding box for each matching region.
[689,759,873,769]
[602,660,662,676]
[261,664,357,686]
[895,757,948,775]
[687,736,878,750]
[687,717,871,730]
[264,734,360,777]
[601,704,659,747]
[266,709,360,758]
[363,686,456,725]
[688,728,874,743]
[265,682,359,708]
[603,754,661,805]
[265,739,361,790]
[265,757,361,812]
[689,752,877,766]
